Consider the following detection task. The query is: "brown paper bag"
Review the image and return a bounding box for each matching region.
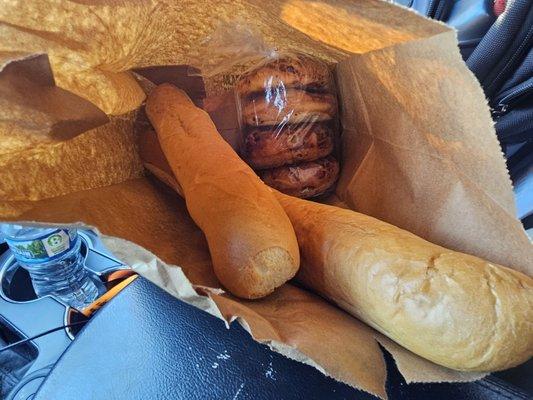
[1,1,531,398]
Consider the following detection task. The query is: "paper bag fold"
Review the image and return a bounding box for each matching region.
[335,32,532,275]
[0,53,109,155]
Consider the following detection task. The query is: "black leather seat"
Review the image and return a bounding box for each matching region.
[34,277,530,400]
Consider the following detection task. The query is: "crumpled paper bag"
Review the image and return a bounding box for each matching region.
[1,1,531,398]
[0,53,144,208]
[0,53,109,156]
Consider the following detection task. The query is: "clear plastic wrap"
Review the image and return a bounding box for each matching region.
[259,155,339,199]
[234,52,340,198]
[191,23,341,199]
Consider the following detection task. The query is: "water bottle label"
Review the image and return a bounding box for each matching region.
[5,229,75,264]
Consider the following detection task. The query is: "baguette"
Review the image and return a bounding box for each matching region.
[276,193,533,372]
[145,84,300,299]
[139,110,532,372]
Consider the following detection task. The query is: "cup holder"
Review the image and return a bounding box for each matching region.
[0,230,127,400]
[1,265,37,302]
[0,239,89,303]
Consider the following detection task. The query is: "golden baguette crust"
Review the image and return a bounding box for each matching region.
[276,193,533,372]
[145,84,300,299]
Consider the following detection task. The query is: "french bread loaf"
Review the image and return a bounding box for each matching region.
[276,193,533,372]
[140,106,532,372]
[145,84,300,299]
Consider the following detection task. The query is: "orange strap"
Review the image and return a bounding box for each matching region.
[81,274,138,317]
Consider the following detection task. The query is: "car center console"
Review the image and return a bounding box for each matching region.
[0,230,126,400]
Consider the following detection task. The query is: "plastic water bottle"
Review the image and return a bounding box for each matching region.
[0,224,100,310]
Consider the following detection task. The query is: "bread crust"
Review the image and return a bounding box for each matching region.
[139,127,533,371]
[146,84,300,299]
[276,193,533,372]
